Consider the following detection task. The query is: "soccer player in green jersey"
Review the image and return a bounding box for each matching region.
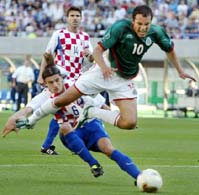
[8,5,196,133]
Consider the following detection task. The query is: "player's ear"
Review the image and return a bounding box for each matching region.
[43,81,48,88]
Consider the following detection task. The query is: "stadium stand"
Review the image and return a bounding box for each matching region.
[0,0,198,38]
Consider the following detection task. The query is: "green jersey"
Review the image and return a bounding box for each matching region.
[99,19,173,79]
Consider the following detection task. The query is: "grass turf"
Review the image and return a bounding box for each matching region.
[0,111,198,195]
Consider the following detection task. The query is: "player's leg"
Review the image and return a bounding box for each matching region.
[16,83,22,111]
[54,85,83,107]
[23,84,29,106]
[59,123,103,177]
[82,98,137,129]
[41,118,59,155]
[74,66,138,129]
[85,119,140,179]
[114,98,137,129]
[97,137,141,179]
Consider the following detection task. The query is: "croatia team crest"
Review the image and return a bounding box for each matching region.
[146,37,152,46]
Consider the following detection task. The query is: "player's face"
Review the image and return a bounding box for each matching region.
[132,14,152,38]
[67,10,81,30]
[44,74,64,94]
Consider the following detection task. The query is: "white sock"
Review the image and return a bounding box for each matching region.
[28,98,59,125]
[89,107,120,126]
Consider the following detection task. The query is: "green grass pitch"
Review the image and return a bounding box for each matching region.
[0,111,198,195]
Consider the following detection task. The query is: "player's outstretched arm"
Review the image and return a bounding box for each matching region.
[1,107,33,138]
[166,50,196,82]
[27,98,59,126]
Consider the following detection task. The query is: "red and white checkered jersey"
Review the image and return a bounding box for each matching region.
[53,93,105,127]
[53,97,83,127]
[46,28,93,82]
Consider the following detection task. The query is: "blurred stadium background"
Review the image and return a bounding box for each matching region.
[0,0,199,117]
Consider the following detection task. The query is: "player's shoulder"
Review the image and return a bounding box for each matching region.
[54,28,72,36]
[79,31,90,39]
[149,24,166,34]
[109,19,132,35]
[50,29,64,39]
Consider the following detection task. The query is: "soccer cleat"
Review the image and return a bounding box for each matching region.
[134,180,137,186]
[75,105,94,128]
[90,164,104,178]
[16,118,32,129]
[41,145,59,155]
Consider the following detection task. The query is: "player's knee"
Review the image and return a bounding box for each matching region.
[117,118,137,130]
[128,120,137,129]
[98,138,115,157]
[60,123,72,135]
[102,147,115,157]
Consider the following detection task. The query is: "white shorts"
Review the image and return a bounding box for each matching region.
[74,64,137,101]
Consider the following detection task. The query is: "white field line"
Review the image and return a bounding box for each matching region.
[0,164,199,168]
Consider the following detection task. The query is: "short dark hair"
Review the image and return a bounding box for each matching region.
[132,5,153,20]
[42,66,61,80]
[66,6,82,17]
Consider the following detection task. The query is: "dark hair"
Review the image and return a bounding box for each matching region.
[66,6,82,17]
[42,66,61,80]
[132,5,153,20]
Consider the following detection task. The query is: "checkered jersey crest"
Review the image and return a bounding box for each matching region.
[54,29,90,81]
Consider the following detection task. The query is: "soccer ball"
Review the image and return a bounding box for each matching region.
[137,169,163,193]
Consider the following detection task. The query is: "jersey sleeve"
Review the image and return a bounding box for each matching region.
[26,88,51,111]
[154,26,174,52]
[99,20,126,50]
[45,30,60,54]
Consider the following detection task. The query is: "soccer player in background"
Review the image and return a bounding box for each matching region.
[37,6,94,154]
[10,5,196,132]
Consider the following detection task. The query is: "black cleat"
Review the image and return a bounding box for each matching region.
[90,164,104,177]
[134,180,137,186]
[41,145,59,155]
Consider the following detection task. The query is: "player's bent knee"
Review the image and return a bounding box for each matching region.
[98,138,115,156]
[117,114,137,129]
[117,119,137,130]
[101,147,115,157]
[60,123,73,135]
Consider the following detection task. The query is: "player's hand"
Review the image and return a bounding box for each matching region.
[82,48,91,57]
[1,117,18,138]
[37,74,45,86]
[179,71,196,82]
[101,66,117,80]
